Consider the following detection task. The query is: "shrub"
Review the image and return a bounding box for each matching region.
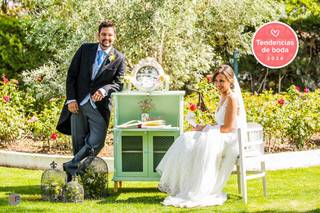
[0,75,70,149]
[0,15,47,78]
[0,78,29,142]
[25,97,71,150]
[21,61,65,107]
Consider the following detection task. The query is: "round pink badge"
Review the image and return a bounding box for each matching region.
[252,21,299,69]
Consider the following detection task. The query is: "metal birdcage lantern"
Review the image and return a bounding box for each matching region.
[41,161,66,202]
[62,176,84,203]
[79,156,109,199]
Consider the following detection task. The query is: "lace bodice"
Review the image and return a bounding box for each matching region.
[215,94,240,128]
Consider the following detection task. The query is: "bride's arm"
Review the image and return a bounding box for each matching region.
[220,95,237,133]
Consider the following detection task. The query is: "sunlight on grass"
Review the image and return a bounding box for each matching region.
[0,166,319,212]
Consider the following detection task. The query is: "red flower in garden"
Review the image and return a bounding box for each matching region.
[50,133,58,140]
[304,88,310,93]
[277,97,285,106]
[3,96,10,103]
[188,103,197,112]
[1,75,9,84]
[206,74,213,83]
[295,85,301,92]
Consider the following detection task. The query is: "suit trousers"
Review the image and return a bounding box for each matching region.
[63,101,107,176]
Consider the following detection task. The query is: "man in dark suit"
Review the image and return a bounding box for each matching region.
[56,21,126,180]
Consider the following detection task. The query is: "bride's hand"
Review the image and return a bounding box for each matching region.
[192,124,205,131]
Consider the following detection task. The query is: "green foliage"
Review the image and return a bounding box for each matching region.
[200,0,282,56]
[24,0,281,97]
[0,15,47,78]
[21,62,65,104]
[283,0,320,18]
[0,15,24,77]
[244,86,320,149]
[0,80,28,142]
[282,0,320,90]
[80,166,108,199]
[62,177,84,203]
[25,97,70,149]
[0,77,70,148]
[284,86,320,148]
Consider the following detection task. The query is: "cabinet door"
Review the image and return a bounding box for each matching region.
[148,131,179,177]
[118,131,148,177]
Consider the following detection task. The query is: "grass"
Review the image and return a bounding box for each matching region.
[0,166,319,212]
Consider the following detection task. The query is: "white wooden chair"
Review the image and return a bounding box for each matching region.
[235,122,266,204]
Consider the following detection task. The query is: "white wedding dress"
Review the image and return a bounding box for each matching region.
[156,94,242,208]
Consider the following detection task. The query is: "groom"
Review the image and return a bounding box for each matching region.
[56,21,126,181]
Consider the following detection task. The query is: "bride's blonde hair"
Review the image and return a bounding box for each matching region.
[212,65,235,89]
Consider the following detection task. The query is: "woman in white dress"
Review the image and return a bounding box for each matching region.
[156,65,247,208]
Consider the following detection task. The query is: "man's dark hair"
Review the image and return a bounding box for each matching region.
[98,20,116,34]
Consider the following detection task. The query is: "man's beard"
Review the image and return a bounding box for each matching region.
[100,40,111,48]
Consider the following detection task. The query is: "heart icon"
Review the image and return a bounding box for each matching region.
[271,29,280,37]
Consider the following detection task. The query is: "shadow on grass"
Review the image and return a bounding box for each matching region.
[0,185,42,207]
[0,201,47,213]
[0,185,41,196]
[111,187,159,193]
[97,187,163,204]
[98,188,244,206]
[0,185,48,212]
[251,210,320,213]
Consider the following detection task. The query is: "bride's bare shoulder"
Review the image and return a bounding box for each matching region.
[226,93,237,102]
[226,93,238,108]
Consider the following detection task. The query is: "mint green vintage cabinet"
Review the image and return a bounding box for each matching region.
[111,91,185,191]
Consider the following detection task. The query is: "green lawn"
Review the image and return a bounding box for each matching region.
[0,166,319,212]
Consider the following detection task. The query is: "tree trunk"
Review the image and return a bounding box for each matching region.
[278,70,286,93]
[1,0,8,14]
[257,68,269,93]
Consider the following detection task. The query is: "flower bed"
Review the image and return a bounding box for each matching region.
[1,76,319,154]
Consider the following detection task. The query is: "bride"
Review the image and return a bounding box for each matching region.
[156,64,247,208]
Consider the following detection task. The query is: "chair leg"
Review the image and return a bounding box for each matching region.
[239,160,247,204]
[240,173,247,204]
[236,164,241,194]
[261,161,267,196]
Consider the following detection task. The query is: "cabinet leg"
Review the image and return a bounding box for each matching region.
[114,181,119,193]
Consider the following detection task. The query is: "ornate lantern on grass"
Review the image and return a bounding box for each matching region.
[79,156,109,199]
[41,161,66,202]
[62,176,84,203]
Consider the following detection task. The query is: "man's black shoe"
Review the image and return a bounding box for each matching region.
[63,162,76,182]
[65,172,72,182]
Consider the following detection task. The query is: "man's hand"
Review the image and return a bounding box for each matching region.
[91,90,104,102]
[192,124,205,131]
[68,101,79,113]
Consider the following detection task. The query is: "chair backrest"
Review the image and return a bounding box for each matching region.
[238,122,264,157]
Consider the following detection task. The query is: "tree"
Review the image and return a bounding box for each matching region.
[22,0,282,98]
